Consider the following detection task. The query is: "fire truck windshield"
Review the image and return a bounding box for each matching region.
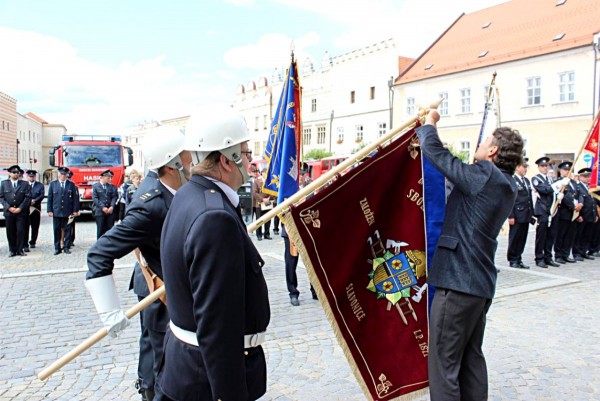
[63,145,122,167]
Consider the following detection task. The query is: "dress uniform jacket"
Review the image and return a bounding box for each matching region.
[86,178,172,330]
[0,179,31,216]
[92,182,118,216]
[47,180,79,217]
[416,125,517,299]
[531,174,554,221]
[157,175,270,401]
[26,180,45,247]
[578,181,598,223]
[509,176,533,223]
[27,181,45,211]
[556,179,580,221]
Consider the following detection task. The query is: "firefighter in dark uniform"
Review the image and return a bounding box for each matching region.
[85,127,190,401]
[553,161,582,263]
[573,168,598,259]
[155,110,270,401]
[507,159,534,268]
[92,170,118,239]
[66,169,77,248]
[24,170,45,249]
[531,157,559,268]
[1,165,31,256]
[47,167,80,255]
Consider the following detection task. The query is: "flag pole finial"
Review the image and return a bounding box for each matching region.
[290,41,295,58]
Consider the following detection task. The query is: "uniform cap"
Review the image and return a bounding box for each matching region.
[57,167,70,175]
[558,161,572,171]
[5,165,20,173]
[100,169,114,177]
[578,167,592,175]
[535,157,550,165]
[26,170,37,176]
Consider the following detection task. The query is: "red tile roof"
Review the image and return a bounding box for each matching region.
[397,0,600,84]
[24,112,47,124]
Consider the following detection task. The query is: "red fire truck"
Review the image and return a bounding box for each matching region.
[49,135,133,212]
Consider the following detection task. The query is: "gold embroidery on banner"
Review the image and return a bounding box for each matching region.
[408,135,420,160]
[299,209,320,228]
[376,373,393,396]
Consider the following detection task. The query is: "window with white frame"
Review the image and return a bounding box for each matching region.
[526,77,541,105]
[254,116,259,131]
[317,126,326,144]
[337,127,344,142]
[460,140,471,160]
[303,127,312,144]
[558,71,575,102]
[355,125,364,142]
[311,98,317,112]
[350,91,356,104]
[522,137,528,158]
[483,85,490,111]
[439,92,448,116]
[263,115,268,130]
[378,122,387,137]
[406,97,415,116]
[460,88,471,113]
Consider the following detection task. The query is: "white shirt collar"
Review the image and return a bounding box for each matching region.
[159,179,177,195]
[205,177,240,207]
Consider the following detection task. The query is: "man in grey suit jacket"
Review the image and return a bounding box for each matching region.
[417,110,523,401]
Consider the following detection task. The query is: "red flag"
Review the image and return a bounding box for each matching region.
[584,114,599,191]
[284,128,432,400]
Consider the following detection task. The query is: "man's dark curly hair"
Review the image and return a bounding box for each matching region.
[491,127,524,175]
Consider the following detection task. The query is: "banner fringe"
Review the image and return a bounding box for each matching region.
[282,213,430,401]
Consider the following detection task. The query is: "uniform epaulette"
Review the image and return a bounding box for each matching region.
[204,189,224,211]
[139,188,162,202]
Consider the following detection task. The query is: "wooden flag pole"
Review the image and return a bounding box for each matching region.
[38,98,441,381]
[248,98,443,232]
[38,286,165,381]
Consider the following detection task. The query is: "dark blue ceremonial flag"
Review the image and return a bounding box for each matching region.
[263,56,301,203]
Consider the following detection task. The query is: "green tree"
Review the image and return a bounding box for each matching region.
[304,149,333,160]
[446,144,470,163]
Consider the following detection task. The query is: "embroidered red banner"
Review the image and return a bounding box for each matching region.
[284,129,430,401]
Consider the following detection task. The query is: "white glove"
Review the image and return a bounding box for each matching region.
[556,192,564,201]
[85,275,130,338]
[551,177,570,193]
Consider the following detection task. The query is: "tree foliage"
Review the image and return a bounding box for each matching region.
[304,148,333,160]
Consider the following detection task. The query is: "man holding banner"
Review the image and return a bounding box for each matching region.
[418,110,523,400]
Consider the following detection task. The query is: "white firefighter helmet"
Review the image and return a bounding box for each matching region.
[184,108,252,182]
[142,125,186,171]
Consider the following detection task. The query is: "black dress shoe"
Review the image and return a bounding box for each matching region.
[593,251,600,257]
[257,236,263,241]
[583,254,595,260]
[54,250,62,255]
[554,258,566,265]
[17,251,26,256]
[536,261,548,268]
[23,247,30,252]
[565,257,576,263]
[518,262,530,269]
[29,244,36,249]
[509,262,520,268]
[264,235,272,240]
[290,296,300,306]
[9,252,17,257]
[311,291,319,300]
[64,249,71,254]
[573,256,584,262]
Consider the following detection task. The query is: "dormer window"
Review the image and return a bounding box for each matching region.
[556,0,566,6]
[425,64,433,70]
[553,33,565,41]
[479,51,489,58]
[482,22,491,29]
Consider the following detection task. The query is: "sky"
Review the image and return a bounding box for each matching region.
[0,0,507,135]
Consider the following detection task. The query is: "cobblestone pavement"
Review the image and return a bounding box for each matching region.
[0,217,598,400]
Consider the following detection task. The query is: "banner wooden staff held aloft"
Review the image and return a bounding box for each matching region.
[283,125,445,401]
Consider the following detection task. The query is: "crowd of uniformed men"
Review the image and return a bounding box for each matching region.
[507,156,600,269]
[2,113,600,401]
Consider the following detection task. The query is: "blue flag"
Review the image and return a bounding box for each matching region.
[263,56,301,203]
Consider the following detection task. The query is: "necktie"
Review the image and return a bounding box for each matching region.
[61,181,65,190]
[13,181,17,189]
[103,184,106,190]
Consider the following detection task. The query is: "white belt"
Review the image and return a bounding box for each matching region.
[169,321,266,349]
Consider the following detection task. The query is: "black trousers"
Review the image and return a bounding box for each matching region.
[507,222,528,263]
[554,219,576,259]
[429,288,492,401]
[52,216,73,251]
[283,236,299,297]
[5,212,27,253]
[137,296,166,392]
[534,216,551,262]
[589,221,600,253]
[253,207,271,238]
[28,209,41,245]
[573,221,594,257]
[95,213,115,239]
